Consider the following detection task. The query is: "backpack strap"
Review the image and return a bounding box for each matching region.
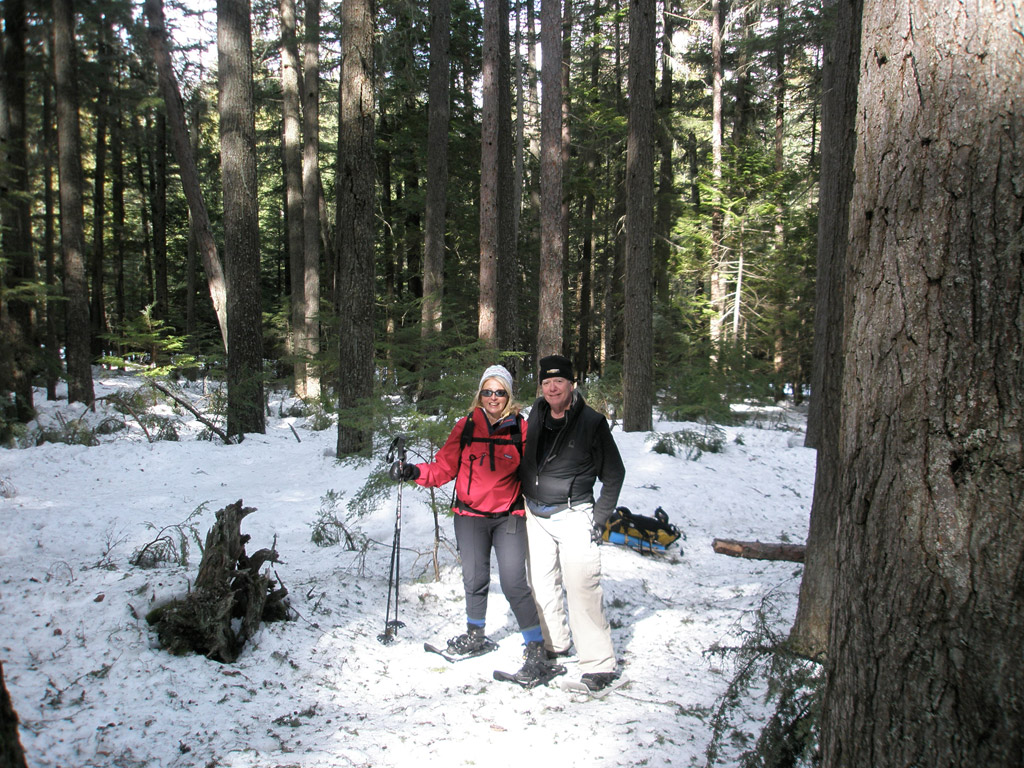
[458,413,523,472]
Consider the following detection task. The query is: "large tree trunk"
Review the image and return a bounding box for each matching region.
[144,0,229,350]
[789,0,862,660]
[1,0,36,422]
[41,32,59,401]
[478,0,502,347]
[536,0,564,361]
[53,0,94,406]
[621,0,655,432]
[219,0,265,438]
[281,0,306,396]
[335,0,376,456]
[301,0,322,400]
[496,0,518,355]
[821,2,1024,765]
[422,0,450,337]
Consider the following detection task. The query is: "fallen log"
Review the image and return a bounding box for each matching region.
[712,538,806,562]
[147,500,291,662]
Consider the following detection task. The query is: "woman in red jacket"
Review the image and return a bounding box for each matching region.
[390,365,550,683]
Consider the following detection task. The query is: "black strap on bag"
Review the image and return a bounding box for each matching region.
[450,413,524,514]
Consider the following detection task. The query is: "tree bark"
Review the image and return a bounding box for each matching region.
[821,1,1024,764]
[144,0,229,350]
[422,0,450,338]
[622,0,655,432]
[708,0,725,350]
[478,0,502,347]
[335,0,376,456]
[301,0,322,400]
[1,0,36,421]
[536,0,564,361]
[53,0,94,406]
[281,0,306,396]
[90,86,109,357]
[496,0,518,354]
[789,0,862,660]
[219,0,265,437]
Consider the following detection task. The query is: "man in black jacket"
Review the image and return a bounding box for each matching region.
[520,354,626,691]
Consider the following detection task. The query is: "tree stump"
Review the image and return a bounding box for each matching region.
[1,661,28,768]
[147,500,290,663]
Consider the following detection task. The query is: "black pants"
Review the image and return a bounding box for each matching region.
[453,513,540,631]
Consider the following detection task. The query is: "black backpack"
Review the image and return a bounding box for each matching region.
[602,506,683,554]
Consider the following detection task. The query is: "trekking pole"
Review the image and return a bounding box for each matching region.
[378,435,408,645]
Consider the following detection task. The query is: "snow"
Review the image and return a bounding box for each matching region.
[0,373,816,768]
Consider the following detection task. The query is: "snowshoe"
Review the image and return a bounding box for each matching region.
[559,671,629,698]
[492,641,566,689]
[424,624,497,663]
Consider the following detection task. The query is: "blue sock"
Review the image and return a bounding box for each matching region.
[521,626,543,645]
[467,618,485,629]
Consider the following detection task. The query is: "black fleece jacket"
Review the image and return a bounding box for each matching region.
[519,391,625,526]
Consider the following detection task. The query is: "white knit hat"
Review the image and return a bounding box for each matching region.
[478,364,514,395]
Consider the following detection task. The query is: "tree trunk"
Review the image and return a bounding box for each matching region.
[281,0,306,396]
[335,0,376,456]
[708,0,725,350]
[821,2,1024,765]
[219,0,265,438]
[1,0,36,421]
[536,0,564,361]
[53,0,94,406]
[301,0,322,399]
[422,0,450,337]
[622,0,655,432]
[478,0,502,347]
[111,109,126,330]
[90,87,108,357]
[653,0,674,308]
[789,0,861,660]
[497,0,518,354]
[144,0,229,350]
[153,110,169,324]
[41,35,59,401]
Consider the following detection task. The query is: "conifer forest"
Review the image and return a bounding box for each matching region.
[1,0,824,444]
[3,0,1024,765]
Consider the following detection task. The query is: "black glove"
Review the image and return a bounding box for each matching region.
[591,522,605,545]
[388,461,419,482]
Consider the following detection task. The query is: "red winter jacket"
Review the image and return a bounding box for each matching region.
[414,408,527,517]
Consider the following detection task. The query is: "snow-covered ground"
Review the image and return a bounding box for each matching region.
[0,372,816,768]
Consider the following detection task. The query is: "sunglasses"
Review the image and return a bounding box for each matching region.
[480,389,508,398]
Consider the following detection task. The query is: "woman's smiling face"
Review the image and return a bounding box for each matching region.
[479,378,509,422]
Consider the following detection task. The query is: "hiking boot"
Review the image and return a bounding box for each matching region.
[514,641,554,686]
[446,624,490,656]
[580,672,618,692]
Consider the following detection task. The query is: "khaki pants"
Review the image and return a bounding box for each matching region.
[525,503,616,675]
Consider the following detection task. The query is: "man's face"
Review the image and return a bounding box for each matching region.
[541,376,573,414]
